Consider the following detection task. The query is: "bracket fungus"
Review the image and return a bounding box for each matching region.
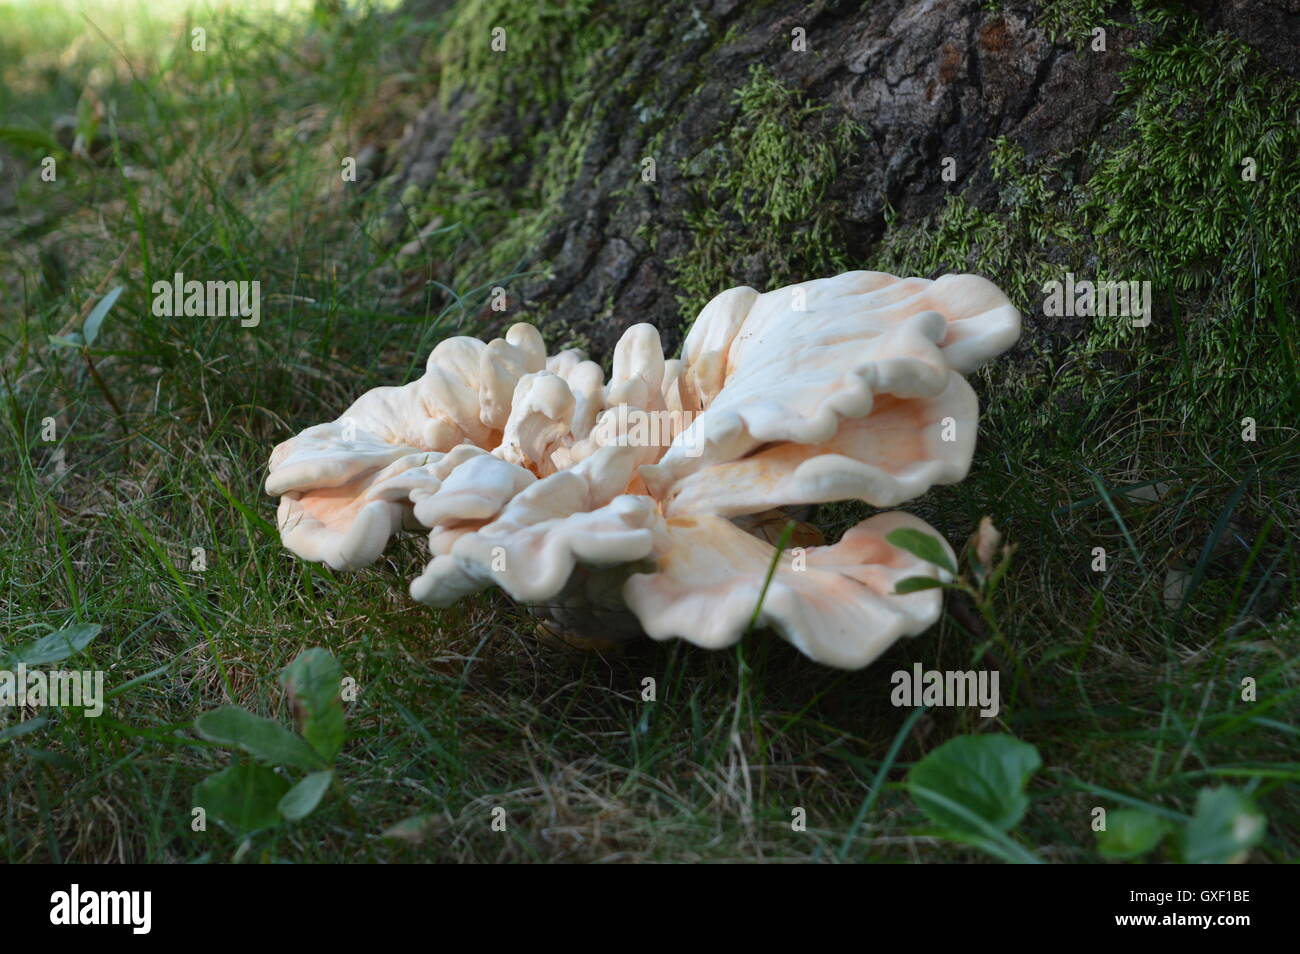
[266,270,1020,668]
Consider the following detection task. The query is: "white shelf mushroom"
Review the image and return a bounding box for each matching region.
[266,271,1021,669]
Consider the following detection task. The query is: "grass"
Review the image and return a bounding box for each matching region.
[1,0,1297,862]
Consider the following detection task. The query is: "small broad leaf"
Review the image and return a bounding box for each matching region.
[47,333,85,350]
[195,706,325,770]
[908,733,1041,835]
[886,528,957,576]
[8,623,102,666]
[194,763,289,833]
[280,649,345,763]
[895,576,944,594]
[1097,809,1171,860]
[1183,787,1266,863]
[82,285,123,347]
[278,770,333,821]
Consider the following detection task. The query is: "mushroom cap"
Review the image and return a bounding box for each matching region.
[265,323,582,569]
[641,271,1020,511]
[410,485,660,606]
[623,511,954,669]
[655,370,979,517]
[266,270,1021,668]
[273,452,434,571]
[494,370,576,475]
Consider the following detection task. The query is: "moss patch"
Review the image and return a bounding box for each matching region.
[1080,30,1300,389]
[874,16,1300,425]
[435,0,602,114]
[400,3,619,312]
[667,65,863,322]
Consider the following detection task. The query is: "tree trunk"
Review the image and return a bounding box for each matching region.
[380,0,1300,362]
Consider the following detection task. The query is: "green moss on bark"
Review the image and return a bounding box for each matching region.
[668,66,863,322]
[875,18,1300,424]
[400,3,619,310]
[435,0,603,113]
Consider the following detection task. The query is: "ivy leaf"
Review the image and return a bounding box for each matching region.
[279,649,345,763]
[195,706,325,770]
[886,528,957,576]
[194,763,289,833]
[908,733,1041,834]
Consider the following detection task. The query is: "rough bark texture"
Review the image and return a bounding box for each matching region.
[381,0,1299,360]
[1191,0,1300,76]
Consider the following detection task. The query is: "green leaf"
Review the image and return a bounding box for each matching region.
[194,763,289,833]
[195,706,325,770]
[1097,809,1171,860]
[908,733,1042,835]
[279,649,345,763]
[47,333,85,350]
[82,285,123,347]
[278,770,333,821]
[0,716,50,743]
[7,623,102,666]
[894,576,944,594]
[1183,787,1266,863]
[75,97,100,147]
[906,793,1043,864]
[984,547,1014,594]
[886,528,957,576]
[0,125,63,154]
